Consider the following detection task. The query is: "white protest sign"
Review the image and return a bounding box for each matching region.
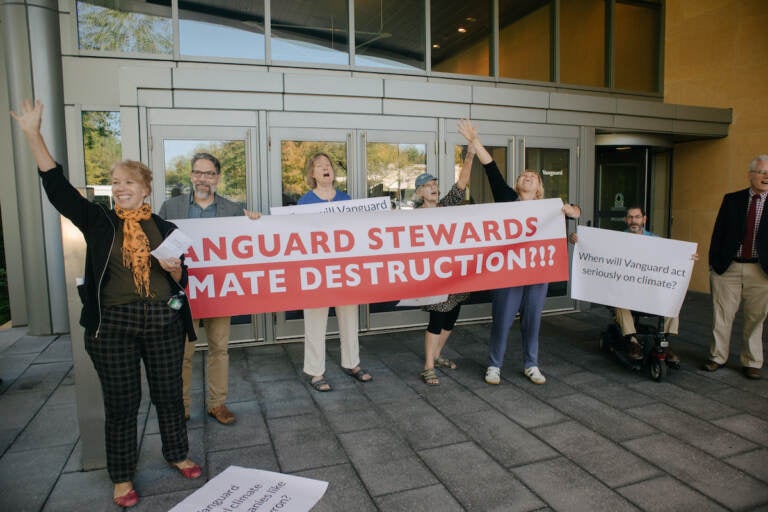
[168,466,327,512]
[570,226,697,317]
[270,196,391,216]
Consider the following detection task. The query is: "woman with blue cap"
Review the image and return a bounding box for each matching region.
[416,140,476,385]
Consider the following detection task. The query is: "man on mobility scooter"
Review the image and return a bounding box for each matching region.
[614,206,680,363]
[569,206,697,367]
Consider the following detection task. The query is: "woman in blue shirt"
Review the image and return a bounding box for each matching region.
[298,153,372,391]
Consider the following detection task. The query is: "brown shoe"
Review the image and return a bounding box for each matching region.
[743,366,761,380]
[626,337,643,360]
[207,404,236,425]
[702,360,724,372]
[665,348,680,364]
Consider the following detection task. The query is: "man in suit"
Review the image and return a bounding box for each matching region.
[704,154,768,379]
[159,153,244,423]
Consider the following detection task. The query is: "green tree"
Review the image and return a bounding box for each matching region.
[83,111,121,185]
[77,2,172,54]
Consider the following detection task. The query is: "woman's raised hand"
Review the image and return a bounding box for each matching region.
[10,99,43,135]
[10,99,56,172]
[457,118,478,143]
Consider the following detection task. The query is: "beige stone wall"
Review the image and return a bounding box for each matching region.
[665,0,768,292]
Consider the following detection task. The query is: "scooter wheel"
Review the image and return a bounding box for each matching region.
[649,358,667,381]
[599,333,611,352]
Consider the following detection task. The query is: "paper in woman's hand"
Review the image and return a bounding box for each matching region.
[151,229,193,260]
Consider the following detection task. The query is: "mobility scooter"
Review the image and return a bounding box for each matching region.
[599,309,680,381]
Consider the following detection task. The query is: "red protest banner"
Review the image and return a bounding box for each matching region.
[174,199,569,318]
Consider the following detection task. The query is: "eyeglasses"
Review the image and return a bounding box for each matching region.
[191,170,218,178]
[750,169,768,176]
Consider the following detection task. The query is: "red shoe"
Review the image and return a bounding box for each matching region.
[170,460,202,479]
[113,488,139,508]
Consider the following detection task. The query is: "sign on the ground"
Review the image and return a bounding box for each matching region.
[169,466,328,512]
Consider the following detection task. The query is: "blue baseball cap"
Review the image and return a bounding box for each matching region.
[415,173,437,188]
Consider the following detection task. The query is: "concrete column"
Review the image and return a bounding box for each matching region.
[2,0,106,469]
[1,0,69,334]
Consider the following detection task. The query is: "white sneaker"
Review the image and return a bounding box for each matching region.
[485,366,501,385]
[524,366,546,384]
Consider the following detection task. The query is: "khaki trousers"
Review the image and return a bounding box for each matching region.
[182,316,230,412]
[615,308,678,336]
[302,305,360,376]
[710,263,768,368]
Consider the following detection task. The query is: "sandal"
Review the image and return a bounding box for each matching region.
[343,367,373,382]
[434,357,457,370]
[310,377,332,392]
[420,368,439,386]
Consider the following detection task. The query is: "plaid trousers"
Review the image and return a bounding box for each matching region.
[85,301,188,483]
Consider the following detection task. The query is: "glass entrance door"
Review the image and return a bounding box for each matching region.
[149,123,263,344]
[522,136,578,311]
[362,130,435,329]
[595,146,672,237]
[445,132,513,320]
[269,127,355,339]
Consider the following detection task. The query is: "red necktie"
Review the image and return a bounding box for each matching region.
[741,196,758,258]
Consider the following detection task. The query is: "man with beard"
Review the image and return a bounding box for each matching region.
[159,153,245,424]
[613,206,681,362]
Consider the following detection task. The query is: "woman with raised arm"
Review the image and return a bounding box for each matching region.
[11,100,201,508]
[298,152,373,392]
[458,119,580,386]
[415,143,476,386]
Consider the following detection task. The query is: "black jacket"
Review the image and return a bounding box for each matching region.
[709,188,768,275]
[40,165,197,340]
[483,161,520,203]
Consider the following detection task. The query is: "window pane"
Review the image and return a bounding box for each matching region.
[366,143,426,209]
[468,146,508,204]
[559,0,605,87]
[526,148,569,203]
[354,1,424,70]
[499,0,551,82]
[614,2,660,92]
[82,111,121,190]
[180,1,265,60]
[431,4,491,75]
[455,144,507,306]
[281,141,348,206]
[271,1,349,65]
[76,1,171,54]
[162,140,247,205]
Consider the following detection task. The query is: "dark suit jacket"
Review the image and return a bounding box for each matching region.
[709,188,768,275]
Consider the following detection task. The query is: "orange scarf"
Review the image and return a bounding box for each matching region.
[114,204,152,297]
